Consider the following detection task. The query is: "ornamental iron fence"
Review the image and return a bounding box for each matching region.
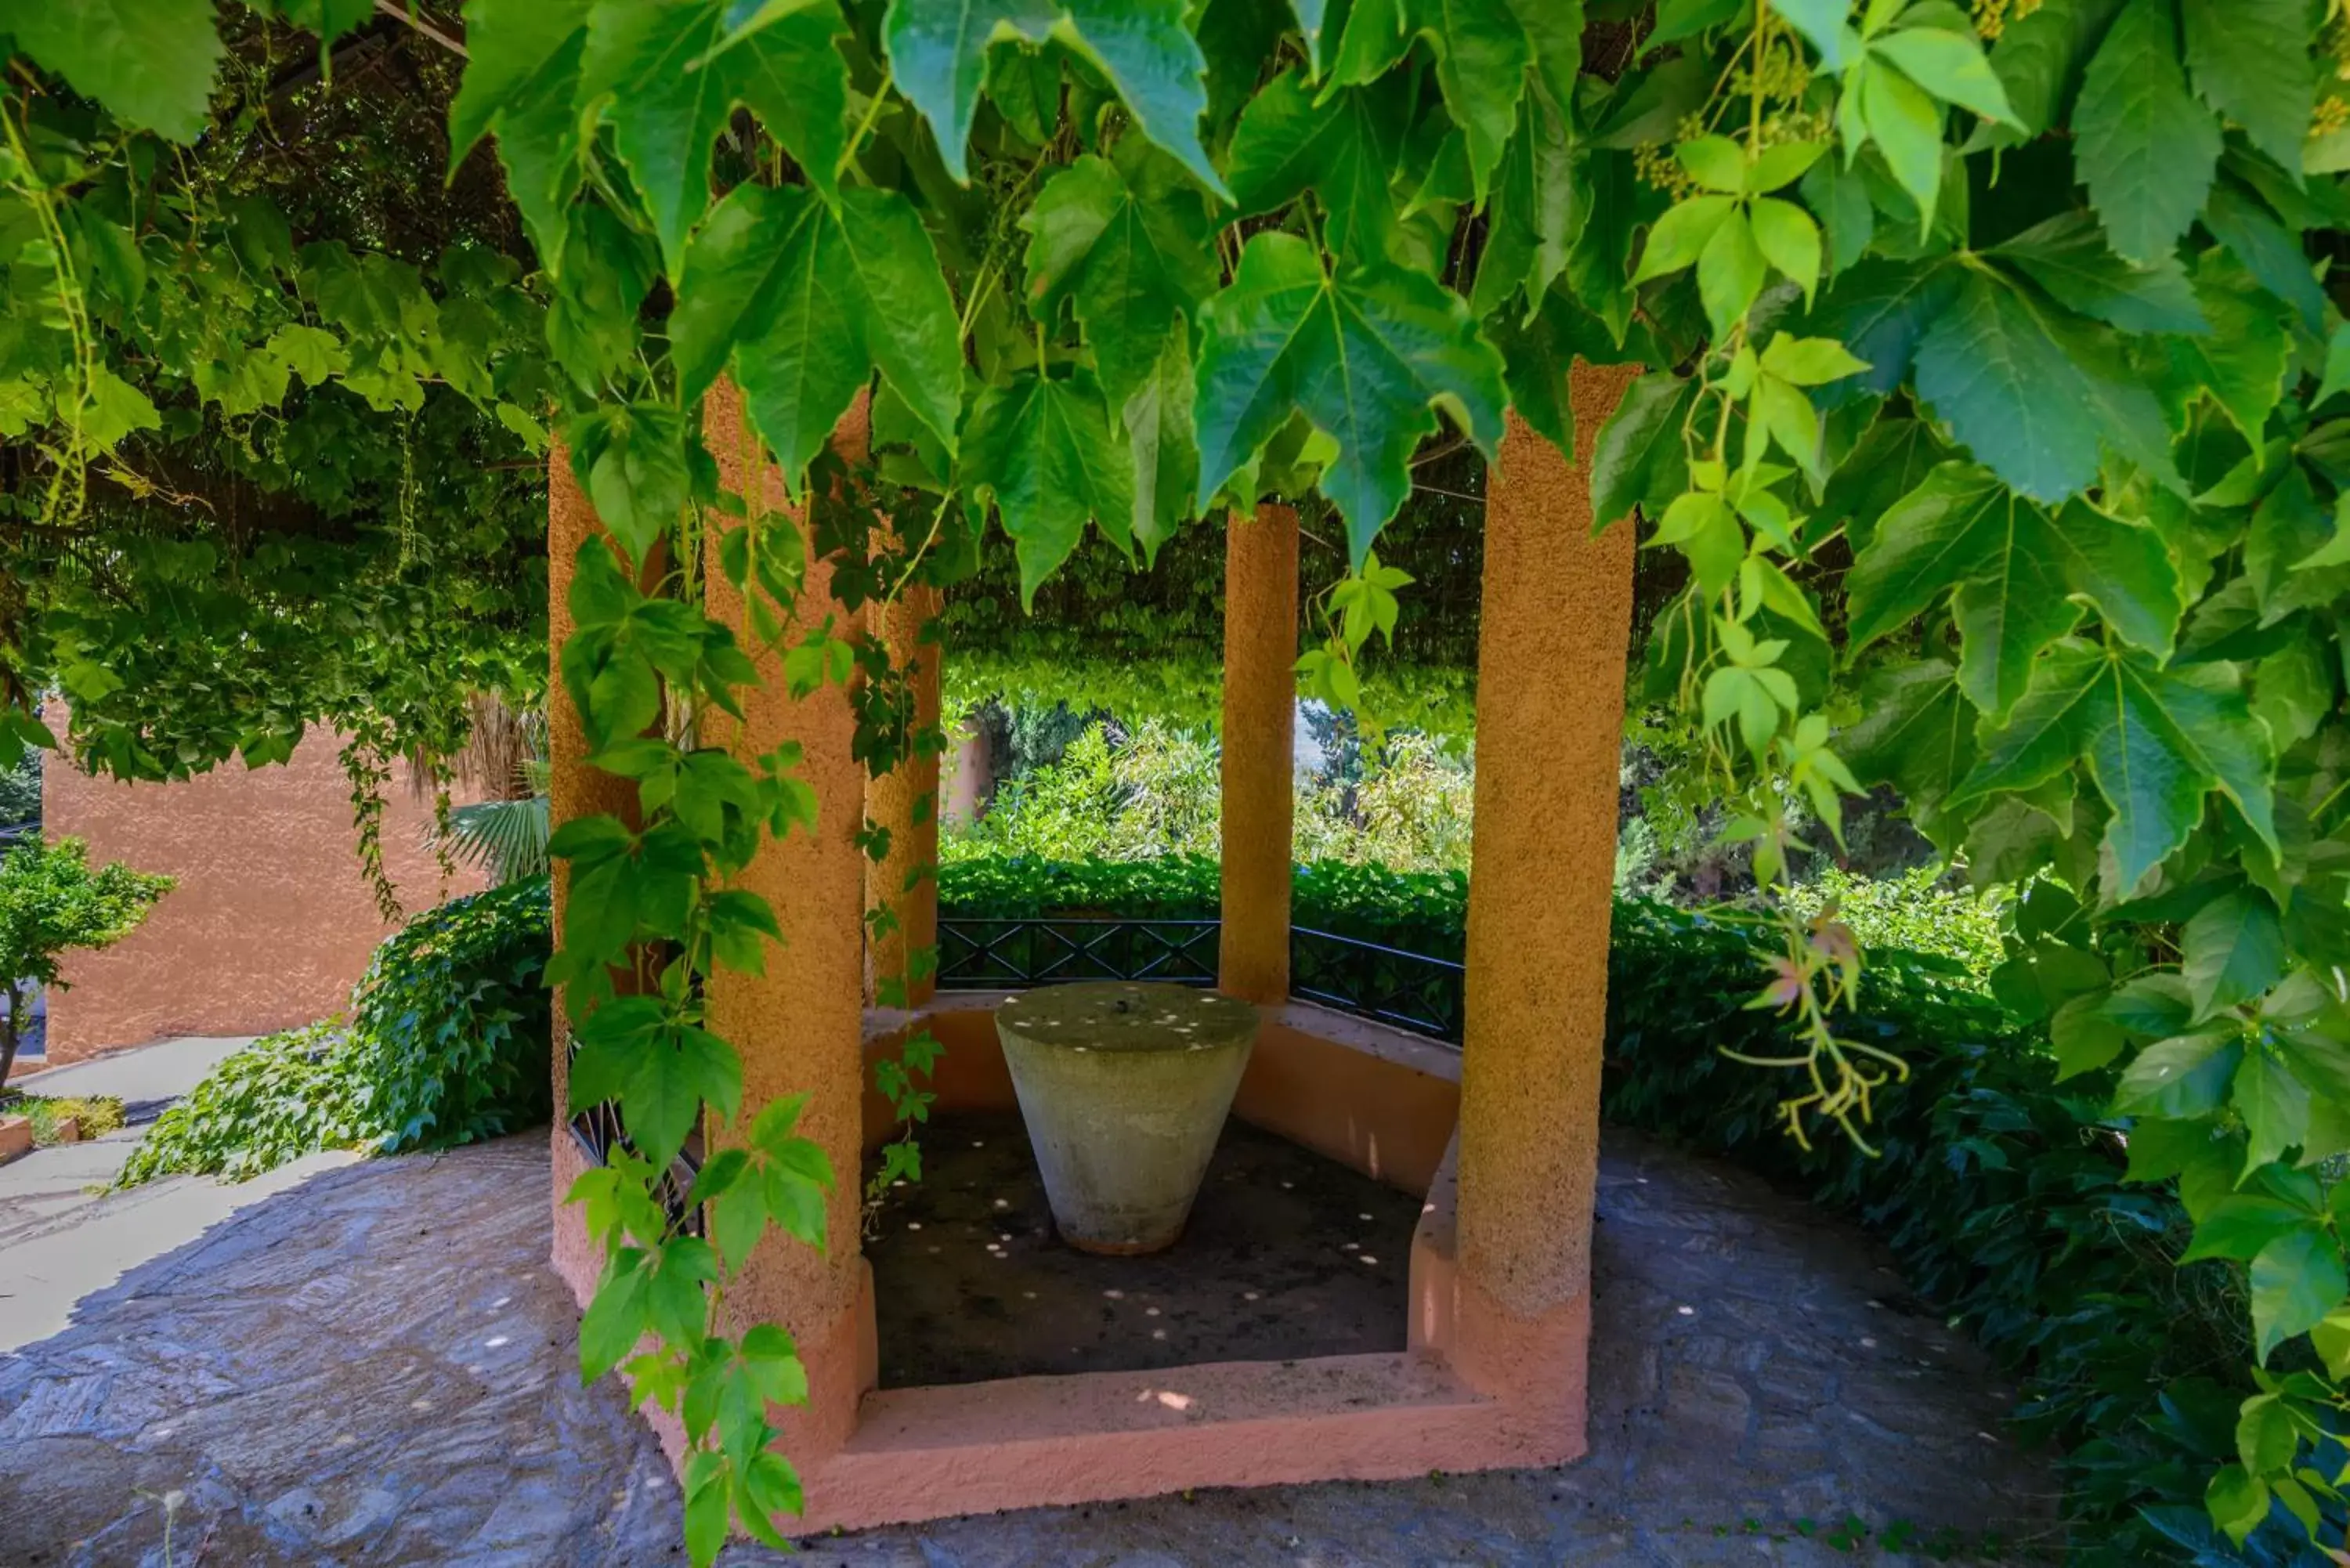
[1288,926,1466,1043]
[935,916,1466,1046]
[935,916,1220,988]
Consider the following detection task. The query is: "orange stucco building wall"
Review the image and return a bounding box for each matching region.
[42,729,480,1064]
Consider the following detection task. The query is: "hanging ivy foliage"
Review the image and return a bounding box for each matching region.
[6,0,2350,1559]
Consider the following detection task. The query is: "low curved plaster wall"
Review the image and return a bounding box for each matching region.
[860,993,1462,1196]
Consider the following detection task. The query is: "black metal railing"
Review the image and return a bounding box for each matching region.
[937,916,1220,988]
[935,915,1466,1046]
[564,1028,705,1235]
[1289,927,1466,1044]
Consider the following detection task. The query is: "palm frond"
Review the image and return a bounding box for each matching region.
[443,795,550,885]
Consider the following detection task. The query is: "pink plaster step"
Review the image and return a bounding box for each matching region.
[799,1351,1498,1533]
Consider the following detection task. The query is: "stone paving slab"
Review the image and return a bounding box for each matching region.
[0,1143,360,1352]
[0,1132,2061,1566]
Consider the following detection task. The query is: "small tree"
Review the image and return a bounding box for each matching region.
[0,838,172,1088]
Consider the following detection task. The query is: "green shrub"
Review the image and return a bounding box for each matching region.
[937,854,1469,956]
[1603,902,2285,1566]
[118,878,552,1186]
[345,875,552,1151]
[949,721,1223,862]
[118,1022,369,1184]
[1781,863,2007,985]
[0,1089,125,1143]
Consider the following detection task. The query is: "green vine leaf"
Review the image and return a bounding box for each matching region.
[721,4,854,206]
[1868,23,2016,129]
[1407,0,1532,201]
[1958,641,2277,891]
[3,0,222,143]
[1589,369,1695,530]
[880,0,1055,186]
[1912,268,2178,503]
[1226,70,1408,263]
[1192,231,1507,563]
[1991,211,2204,336]
[884,0,1226,196]
[1847,56,1947,233]
[2178,0,2313,178]
[2072,0,2221,265]
[1122,328,1200,562]
[1972,0,2118,146]
[1850,464,2186,714]
[1021,143,1217,410]
[448,0,591,166]
[1471,89,1581,319]
[2152,251,2291,443]
[671,183,963,486]
[1773,0,1856,72]
[1801,257,1961,406]
[964,369,1136,606]
[2183,889,2286,1022]
[583,0,852,275]
[1848,465,2082,717]
[2204,178,2327,337]
[1841,660,1978,840]
[563,403,692,565]
[2252,1227,2349,1363]
[1485,287,1629,457]
[1058,0,1227,198]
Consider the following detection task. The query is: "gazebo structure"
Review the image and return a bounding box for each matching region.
[544,364,1638,1531]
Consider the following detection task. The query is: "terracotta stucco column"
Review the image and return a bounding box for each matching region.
[1217,503,1299,1005]
[700,383,874,1467]
[547,441,645,1279]
[1451,369,1639,1448]
[865,575,941,1010]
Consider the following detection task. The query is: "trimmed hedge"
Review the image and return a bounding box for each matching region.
[939,853,1470,953]
[1604,902,2272,1566]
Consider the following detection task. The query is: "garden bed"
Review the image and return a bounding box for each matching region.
[0,1089,124,1147]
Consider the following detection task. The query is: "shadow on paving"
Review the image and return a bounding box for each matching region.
[0,1132,2059,1567]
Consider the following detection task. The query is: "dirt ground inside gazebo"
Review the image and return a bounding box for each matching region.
[867,1111,1425,1386]
[0,1128,2056,1566]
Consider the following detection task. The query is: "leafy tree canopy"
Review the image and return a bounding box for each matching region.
[0,834,170,1085]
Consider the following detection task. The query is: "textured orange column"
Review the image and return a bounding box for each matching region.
[700,384,874,1467]
[1451,370,1639,1443]
[1218,503,1299,1005]
[865,577,940,1009]
[547,440,646,1293]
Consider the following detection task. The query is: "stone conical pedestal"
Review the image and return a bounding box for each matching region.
[996,981,1259,1254]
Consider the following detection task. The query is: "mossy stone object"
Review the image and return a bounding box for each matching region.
[996,981,1260,1255]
